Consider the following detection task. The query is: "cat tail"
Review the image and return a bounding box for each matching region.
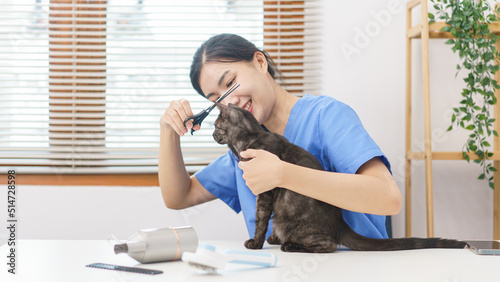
[337,221,466,251]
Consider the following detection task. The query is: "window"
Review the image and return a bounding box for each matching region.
[0,0,320,184]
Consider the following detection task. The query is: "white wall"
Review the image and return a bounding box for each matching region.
[0,185,249,244]
[0,0,495,244]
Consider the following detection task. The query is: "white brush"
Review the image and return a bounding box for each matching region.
[181,244,277,273]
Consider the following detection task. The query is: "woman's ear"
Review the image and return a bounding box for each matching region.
[253,51,268,74]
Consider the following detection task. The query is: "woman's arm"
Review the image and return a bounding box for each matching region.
[158,100,216,209]
[238,149,402,216]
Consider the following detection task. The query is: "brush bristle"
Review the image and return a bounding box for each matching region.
[188,262,218,273]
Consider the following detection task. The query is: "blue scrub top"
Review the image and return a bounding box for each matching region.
[195,94,390,240]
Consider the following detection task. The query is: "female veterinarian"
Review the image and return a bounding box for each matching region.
[159,33,401,240]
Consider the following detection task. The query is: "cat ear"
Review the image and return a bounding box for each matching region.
[227,103,242,120]
[215,103,229,118]
[228,103,260,131]
[216,103,229,111]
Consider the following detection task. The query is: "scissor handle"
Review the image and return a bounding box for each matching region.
[183,83,240,135]
[183,109,210,135]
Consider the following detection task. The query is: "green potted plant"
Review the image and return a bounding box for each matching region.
[429,0,500,188]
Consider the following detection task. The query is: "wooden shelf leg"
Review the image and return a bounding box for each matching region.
[421,0,434,238]
[405,2,413,238]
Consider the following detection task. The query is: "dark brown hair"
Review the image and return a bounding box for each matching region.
[189,33,281,97]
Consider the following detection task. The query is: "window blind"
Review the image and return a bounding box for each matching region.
[264,0,321,95]
[0,0,320,176]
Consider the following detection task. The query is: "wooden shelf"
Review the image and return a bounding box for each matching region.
[405,0,500,240]
[408,151,500,161]
[408,22,500,39]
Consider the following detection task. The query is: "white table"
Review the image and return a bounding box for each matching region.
[1,240,499,282]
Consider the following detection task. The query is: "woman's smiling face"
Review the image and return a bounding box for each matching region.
[198,52,275,125]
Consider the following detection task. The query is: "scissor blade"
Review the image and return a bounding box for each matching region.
[215,83,240,103]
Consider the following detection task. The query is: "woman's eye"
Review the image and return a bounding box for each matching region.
[226,77,235,87]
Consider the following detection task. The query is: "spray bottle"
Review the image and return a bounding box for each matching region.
[113,226,198,263]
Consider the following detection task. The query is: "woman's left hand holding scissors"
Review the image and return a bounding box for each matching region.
[160,99,201,137]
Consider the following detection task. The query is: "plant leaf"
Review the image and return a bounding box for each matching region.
[445,39,454,45]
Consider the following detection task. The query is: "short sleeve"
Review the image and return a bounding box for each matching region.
[194,151,241,213]
[318,101,391,175]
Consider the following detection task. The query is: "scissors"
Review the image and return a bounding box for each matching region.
[183,83,240,135]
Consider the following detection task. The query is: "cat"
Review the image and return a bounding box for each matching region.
[213,103,467,252]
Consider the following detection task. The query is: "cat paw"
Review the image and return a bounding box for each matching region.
[267,234,281,245]
[244,239,264,249]
[280,242,303,252]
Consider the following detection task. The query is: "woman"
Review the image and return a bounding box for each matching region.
[159,33,401,240]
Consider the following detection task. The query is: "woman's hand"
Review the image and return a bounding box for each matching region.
[238,149,284,195]
[160,99,200,136]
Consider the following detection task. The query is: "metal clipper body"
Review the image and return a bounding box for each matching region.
[114,226,198,263]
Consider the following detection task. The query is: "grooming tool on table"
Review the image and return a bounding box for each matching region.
[183,83,240,135]
[113,226,198,263]
[181,244,277,273]
[86,263,163,275]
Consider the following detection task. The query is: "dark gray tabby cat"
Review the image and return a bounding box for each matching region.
[213,103,467,253]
